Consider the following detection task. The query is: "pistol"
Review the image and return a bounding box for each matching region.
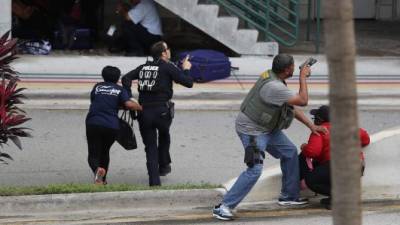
[299,57,317,69]
[299,57,317,77]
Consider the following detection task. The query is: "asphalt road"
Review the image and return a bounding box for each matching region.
[0,109,398,186]
[67,201,400,225]
[117,211,400,225]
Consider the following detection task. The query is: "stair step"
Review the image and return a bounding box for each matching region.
[154,0,279,55]
[157,0,198,13]
[217,17,239,30]
[249,42,279,56]
[195,4,219,19]
[210,17,240,41]
[235,29,259,44]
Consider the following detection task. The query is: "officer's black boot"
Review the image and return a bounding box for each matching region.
[159,164,171,176]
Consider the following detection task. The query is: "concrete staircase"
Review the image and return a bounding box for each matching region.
[154,0,279,56]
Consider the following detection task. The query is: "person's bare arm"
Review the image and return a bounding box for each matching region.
[294,107,328,135]
[124,100,142,111]
[287,66,311,106]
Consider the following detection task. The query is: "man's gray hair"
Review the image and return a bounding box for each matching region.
[272,54,294,73]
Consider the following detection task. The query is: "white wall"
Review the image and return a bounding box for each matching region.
[0,0,11,35]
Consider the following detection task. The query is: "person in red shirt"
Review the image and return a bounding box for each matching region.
[299,105,370,209]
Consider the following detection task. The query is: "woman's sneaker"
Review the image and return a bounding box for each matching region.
[278,197,309,206]
[94,167,106,185]
[212,203,233,220]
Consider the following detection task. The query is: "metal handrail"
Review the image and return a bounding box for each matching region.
[210,0,300,47]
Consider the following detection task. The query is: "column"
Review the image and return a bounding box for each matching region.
[0,0,12,36]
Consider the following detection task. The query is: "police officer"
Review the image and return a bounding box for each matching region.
[122,41,193,186]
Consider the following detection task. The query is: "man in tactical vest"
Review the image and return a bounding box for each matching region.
[213,54,328,221]
[122,41,193,186]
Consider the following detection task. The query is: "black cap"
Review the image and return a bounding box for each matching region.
[310,105,329,122]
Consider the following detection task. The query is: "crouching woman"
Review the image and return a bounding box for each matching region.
[299,105,370,209]
[86,66,142,185]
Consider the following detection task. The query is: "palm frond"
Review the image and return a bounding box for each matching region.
[0,31,11,46]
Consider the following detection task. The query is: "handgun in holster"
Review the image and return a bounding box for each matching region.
[244,145,265,168]
[167,101,175,119]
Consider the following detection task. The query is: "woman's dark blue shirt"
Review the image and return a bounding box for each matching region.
[86,82,130,129]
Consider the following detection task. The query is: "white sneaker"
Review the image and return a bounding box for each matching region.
[212,203,233,220]
[278,197,309,206]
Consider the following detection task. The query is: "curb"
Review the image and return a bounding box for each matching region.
[0,188,225,216]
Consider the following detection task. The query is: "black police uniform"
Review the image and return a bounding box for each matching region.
[122,59,193,186]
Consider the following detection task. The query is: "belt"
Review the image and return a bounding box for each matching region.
[141,101,169,108]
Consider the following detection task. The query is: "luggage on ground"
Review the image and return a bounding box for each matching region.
[178,49,231,83]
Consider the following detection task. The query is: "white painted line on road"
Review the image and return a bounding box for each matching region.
[223,166,281,190]
[369,126,400,143]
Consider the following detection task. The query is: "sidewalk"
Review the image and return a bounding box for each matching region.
[2,189,400,224]
[11,55,400,110]
[0,192,400,225]
[0,189,225,224]
[19,82,400,110]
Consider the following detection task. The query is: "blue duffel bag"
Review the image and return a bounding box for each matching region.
[178,49,231,83]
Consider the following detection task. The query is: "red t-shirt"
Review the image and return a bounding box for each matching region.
[301,122,370,164]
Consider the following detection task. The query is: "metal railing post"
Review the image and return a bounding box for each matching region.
[306,0,312,41]
[315,0,321,53]
[210,0,300,46]
[265,0,270,40]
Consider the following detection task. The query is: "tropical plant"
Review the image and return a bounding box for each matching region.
[0,31,31,164]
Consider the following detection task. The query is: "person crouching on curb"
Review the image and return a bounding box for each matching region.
[86,66,142,185]
[212,54,328,221]
[298,105,370,209]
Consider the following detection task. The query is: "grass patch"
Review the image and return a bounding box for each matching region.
[0,183,222,196]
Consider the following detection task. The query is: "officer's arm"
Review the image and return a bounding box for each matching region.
[168,63,194,88]
[122,68,140,97]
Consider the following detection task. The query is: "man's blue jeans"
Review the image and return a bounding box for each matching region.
[222,130,300,209]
